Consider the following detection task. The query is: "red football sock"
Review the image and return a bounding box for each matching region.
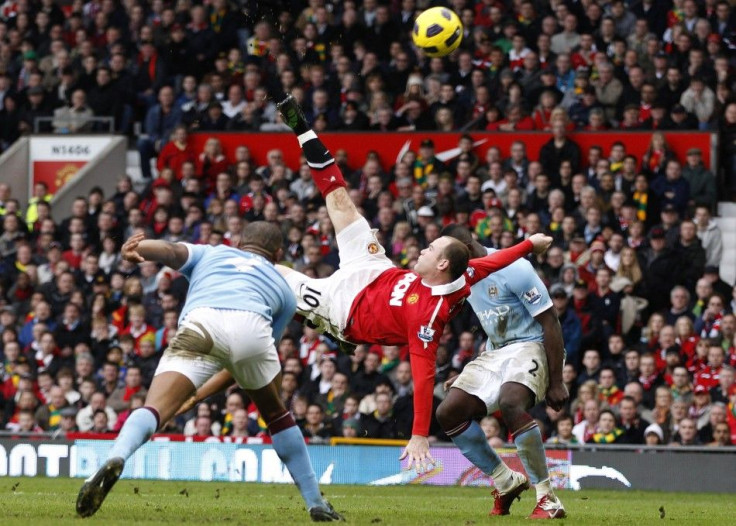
[310,163,347,197]
[298,130,347,197]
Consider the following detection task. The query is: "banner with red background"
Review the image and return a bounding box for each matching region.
[29,137,113,197]
[189,131,713,173]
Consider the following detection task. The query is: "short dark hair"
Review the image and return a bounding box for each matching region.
[556,413,573,427]
[620,396,637,407]
[442,238,470,281]
[440,223,473,245]
[239,221,283,261]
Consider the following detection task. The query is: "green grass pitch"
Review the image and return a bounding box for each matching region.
[1,477,734,525]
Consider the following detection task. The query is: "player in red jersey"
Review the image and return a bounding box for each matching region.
[274,94,553,471]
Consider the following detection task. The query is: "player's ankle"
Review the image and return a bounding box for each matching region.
[292,121,310,137]
[491,464,514,492]
[535,478,552,500]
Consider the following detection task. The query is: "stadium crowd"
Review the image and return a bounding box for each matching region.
[1,0,736,447]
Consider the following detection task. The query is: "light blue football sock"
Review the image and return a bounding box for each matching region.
[107,407,158,462]
[271,426,324,509]
[451,421,507,476]
[513,424,549,485]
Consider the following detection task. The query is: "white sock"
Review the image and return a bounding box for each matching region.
[297,129,317,146]
[535,478,552,500]
[491,463,514,493]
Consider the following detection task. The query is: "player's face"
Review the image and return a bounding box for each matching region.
[415,237,450,277]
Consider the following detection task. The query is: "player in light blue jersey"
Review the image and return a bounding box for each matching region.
[77,222,343,522]
[436,225,568,520]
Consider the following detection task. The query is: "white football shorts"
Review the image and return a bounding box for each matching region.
[284,217,393,337]
[452,341,549,414]
[154,307,280,391]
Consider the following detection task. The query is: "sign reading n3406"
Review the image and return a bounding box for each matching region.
[50,145,91,155]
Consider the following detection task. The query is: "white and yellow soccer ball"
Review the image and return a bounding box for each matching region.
[412,6,463,58]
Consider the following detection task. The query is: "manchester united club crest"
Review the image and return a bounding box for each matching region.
[407,293,419,304]
[488,286,498,297]
[367,242,379,254]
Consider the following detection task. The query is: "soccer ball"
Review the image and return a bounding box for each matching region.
[412,7,463,58]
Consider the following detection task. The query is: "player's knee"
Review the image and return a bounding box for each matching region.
[436,400,461,430]
[498,397,523,422]
[435,401,451,429]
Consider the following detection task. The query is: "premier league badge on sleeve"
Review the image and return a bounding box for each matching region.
[523,286,542,304]
[418,325,436,343]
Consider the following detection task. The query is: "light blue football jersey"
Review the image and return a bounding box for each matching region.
[468,248,553,351]
[177,243,296,341]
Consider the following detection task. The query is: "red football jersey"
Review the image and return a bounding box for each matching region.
[344,239,534,436]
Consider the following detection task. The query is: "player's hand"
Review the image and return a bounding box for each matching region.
[443,376,458,392]
[545,381,569,412]
[399,435,435,474]
[528,233,553,255]
[175,394,198,416]
[121,232,146,263]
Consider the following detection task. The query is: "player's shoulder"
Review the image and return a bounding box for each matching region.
[487,247,536,273]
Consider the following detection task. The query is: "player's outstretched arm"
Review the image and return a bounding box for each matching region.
[400,340,438,473]
[121,232,189,270]
[466,234,545,285]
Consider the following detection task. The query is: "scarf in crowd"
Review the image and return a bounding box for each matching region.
[590,427,623,444]
[48,405,62,429]
[221,412,233,435]
[123,385,142,402]
[210,8,225,33]
[632,191,647,221]
[600,385,624,406]
[639,372,659,391]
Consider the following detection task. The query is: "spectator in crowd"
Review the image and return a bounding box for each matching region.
[710,366,735,405]
[52,89,94,133]
[572,398,601,444]
[587,409,623,444]
[651,160,691,217]
[546,414,578,445]
[694,206,723,268]
[360,392,398,439]
[137,86,182,179]
[672,417,701,446]
[34,385,70,431]
[76,391,117,432]
[644,423,664,446]
[698,402,728,443]
[618,395,650,444]
[108,365,147,412]
[300,403,335,443]
[551,285,582,365]
[709,422,733,447]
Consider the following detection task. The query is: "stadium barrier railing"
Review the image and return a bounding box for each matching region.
[33,116,115,134]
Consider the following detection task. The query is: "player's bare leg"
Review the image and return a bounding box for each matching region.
[77,372,195,517]
[276,94,362,235]
[436,386,530,516]
[245,374,344,521]
[498,382,565,519]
